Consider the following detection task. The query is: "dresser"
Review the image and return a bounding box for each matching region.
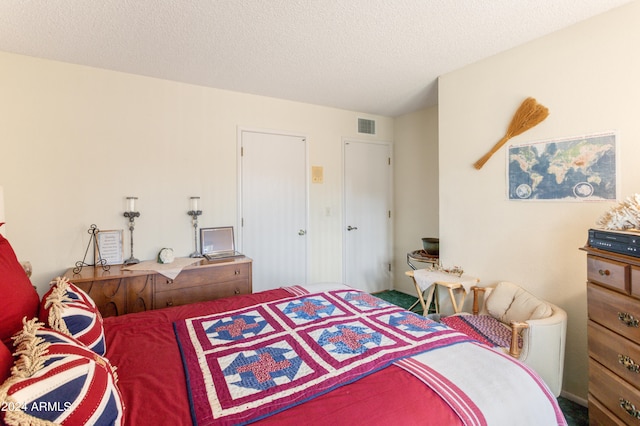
[62,257,252,318]
[583,245,640,425]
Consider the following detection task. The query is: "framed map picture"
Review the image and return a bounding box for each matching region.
[508,131,618,201]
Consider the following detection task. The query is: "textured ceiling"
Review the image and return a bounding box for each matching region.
[0,0,633,116]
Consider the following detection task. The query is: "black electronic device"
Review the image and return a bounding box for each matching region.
[588,228,640,257]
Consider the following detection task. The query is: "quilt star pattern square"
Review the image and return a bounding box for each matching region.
[174,289,470,425]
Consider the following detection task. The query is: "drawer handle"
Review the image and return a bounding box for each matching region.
[234,288,240,294]
[619,312,640,328]
[165,279,174,285]
[234,269,241,275]
[166,301,173,307]
[598,269,611,276]
[620,398,640,419]
[618,354,640,373]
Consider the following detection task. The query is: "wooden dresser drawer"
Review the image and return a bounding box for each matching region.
[589,320,640,386]
[588,283,640,342]
[73,278,126,318]
[73,274,153,318]
[155,262,250,291]
[154,279,251,309]
[588,255,629,293]
[590,358,640,425]
[631,266,640,299]
[588,395,627,426]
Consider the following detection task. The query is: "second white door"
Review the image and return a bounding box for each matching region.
[343,139,392,293]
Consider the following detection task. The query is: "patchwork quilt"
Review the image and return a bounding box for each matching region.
[174,288,471,425]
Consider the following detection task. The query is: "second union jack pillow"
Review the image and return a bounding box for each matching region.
[40,277,106,355]
[0,319,124,425]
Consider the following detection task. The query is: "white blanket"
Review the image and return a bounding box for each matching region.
[395,342,567,426]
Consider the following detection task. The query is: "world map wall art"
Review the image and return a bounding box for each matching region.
[508,131,617,201]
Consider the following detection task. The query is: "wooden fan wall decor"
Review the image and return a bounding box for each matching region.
[474,97,549,170]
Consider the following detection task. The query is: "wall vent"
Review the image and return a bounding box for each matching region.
[358,118,376,135]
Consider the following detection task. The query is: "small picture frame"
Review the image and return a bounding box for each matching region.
[95,229,124,265]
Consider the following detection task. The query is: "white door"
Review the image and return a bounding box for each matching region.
[239,130,308,292]
[343,140,392,293]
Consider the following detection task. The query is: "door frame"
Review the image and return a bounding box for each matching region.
[236,126,311,284]
[341,138,394,289]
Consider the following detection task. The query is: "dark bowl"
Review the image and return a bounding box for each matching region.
[421,237,439,256]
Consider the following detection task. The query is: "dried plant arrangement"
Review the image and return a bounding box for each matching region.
[474,97,549,170]
[597,194,640,231]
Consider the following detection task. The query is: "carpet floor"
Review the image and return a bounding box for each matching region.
[373,290,588,426]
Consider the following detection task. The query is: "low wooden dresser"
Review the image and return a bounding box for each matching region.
[61,257,252,318]
[583,246,640,424]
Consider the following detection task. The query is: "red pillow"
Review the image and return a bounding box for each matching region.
[0,234,39,345]
[0,340,11,384]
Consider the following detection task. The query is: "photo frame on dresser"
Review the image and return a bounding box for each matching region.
[95,229,124,265]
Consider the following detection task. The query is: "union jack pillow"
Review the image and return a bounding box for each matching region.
[0,319,124,425]
[40,277,106,356]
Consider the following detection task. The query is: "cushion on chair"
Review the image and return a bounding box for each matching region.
[485,281,552,324]
[442,315,521,349]
[0,234,40,346]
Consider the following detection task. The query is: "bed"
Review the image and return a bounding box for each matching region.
[0,234,566,425]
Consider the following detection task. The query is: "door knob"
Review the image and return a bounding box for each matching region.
[298,229,306,235]
[347,226,358,231]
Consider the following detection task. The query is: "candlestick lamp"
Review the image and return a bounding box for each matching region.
[188,196,203,258]
[123,196,140,265]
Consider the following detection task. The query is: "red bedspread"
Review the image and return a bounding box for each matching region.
[104,289,462,425]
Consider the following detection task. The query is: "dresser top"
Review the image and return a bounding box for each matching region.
[581,245,640,267]
[63,256,252,282]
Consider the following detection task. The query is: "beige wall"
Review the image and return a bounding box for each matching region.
[0,51,393,292]
[392,107,439,294]
[438,1,640,400]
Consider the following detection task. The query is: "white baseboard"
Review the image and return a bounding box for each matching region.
[560,390,588,407]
